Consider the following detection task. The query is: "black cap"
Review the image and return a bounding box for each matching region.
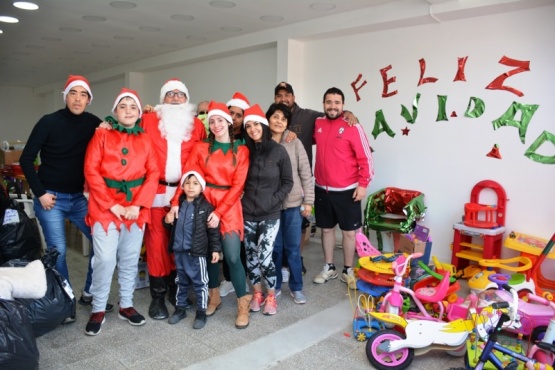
[274,82,294,96]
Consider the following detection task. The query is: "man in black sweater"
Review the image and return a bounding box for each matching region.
[20,75,112,322]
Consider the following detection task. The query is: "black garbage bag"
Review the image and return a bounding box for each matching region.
[4,250,75,337]
[0,198,42,265]
[0,298,40,370]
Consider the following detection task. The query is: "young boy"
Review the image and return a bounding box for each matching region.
[84,88,159,336]
[164,170,221,329]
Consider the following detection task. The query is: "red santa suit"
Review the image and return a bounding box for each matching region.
[140,104,206,277]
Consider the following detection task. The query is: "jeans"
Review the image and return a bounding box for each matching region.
[33,191,93,290]
[273,207,303,292]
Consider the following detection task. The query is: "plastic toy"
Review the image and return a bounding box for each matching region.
[468,285,555,370]
[477,273,555,339]
[351,293,382,342]
[504,231,555,299]
[358,253,405,287]
[371,253,451,321]
[366,295,505,370]
[451,180,507,270]
[467,256,535,296]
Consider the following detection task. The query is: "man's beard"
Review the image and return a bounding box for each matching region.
[325,109,342,120]
[155,102,196,143]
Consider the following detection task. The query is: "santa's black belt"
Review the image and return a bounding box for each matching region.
[159,180,179,187]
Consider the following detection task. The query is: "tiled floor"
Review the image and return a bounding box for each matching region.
[36,230,467,369]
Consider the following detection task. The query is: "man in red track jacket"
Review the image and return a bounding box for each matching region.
[312,87,374,290]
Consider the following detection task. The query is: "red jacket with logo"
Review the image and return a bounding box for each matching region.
[313,115,374,191]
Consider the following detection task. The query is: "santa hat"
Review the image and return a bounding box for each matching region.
[226,91,250,110]
[160,78,189,103]
[207,101,232,124]
[243,104,268,126]
[181,170,206,191]
[112,88,142,116]
[62,75,93,104]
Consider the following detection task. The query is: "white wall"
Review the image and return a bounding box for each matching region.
[0,87,45,143]
[302,6,555,261]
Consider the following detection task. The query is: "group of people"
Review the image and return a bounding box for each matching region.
[19,74,373,337]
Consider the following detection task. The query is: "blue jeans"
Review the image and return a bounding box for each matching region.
[273,207,303,292]
[34,191,93,291]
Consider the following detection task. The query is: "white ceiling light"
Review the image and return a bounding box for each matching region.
[260,15,284,22]
[0,30,3,34]
[110,1,137,9]
[13,2,39,10]
[310,3,336,11]
[0,16,19,23]
[210,1,235,8]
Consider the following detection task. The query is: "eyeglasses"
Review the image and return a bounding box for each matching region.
[196,111,208,116]
[165,91,186,98]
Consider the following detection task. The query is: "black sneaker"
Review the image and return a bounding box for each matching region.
[78,294,93,306]
[168,306,187,325]
[118,307,146,326]
[192,310,207,329]
[85,312,105,336]
[78,293,114,312]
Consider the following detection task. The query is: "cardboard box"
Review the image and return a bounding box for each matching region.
[0,149,23,167]
[135,261,150,289]
[394,233,432,265]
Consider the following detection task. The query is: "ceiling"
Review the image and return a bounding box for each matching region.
[0,0,392,88]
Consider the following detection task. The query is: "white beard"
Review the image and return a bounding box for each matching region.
[155,102,196,143]
[153,103,196,202]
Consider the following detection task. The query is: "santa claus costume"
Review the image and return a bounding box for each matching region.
[140,79,207,319]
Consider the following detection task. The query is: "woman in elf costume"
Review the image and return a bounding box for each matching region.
[173,101,252,329]
[83,88,159,336]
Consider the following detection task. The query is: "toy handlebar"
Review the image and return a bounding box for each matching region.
[527,292,555,311]
[502,284,519,321]
[492,302,509,309]
[392,252,423,277]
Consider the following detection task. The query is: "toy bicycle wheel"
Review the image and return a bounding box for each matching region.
[366,330,414,370]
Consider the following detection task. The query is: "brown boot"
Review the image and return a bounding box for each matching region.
[235,294,253,329]
[206,288,222,316]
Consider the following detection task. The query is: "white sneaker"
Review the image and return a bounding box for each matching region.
[219,280,235,297]
[340,267,357,290]
[313,264,338,284]
[281,268,290,283]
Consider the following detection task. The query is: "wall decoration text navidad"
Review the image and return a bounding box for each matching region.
[350,56,554,165]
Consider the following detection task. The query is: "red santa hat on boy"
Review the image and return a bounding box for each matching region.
[243,104,268,126]
[159,78,189,103]
[226,92,250,110]
[181,170,206,191]
[62,75,93,104]
[112,88,142,116]
[207,101,232,124]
